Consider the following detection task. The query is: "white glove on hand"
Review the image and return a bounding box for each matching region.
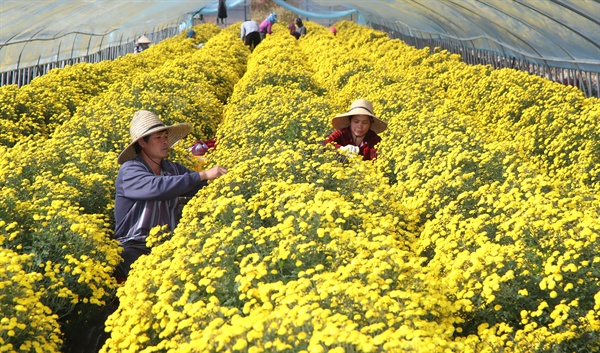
[340,145,359,154]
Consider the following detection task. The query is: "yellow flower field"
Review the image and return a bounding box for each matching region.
[1,21,599,352]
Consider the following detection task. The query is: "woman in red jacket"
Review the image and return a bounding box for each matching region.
[323,99,387,160]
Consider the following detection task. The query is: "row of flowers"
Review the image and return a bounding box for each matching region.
[0,23,245,351]
[107,21,598,352]
[1,20,599,352]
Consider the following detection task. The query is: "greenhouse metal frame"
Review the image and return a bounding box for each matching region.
[1,0,599,97]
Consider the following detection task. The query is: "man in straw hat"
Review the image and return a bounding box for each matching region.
[134,35,152,54]
[113,110,227,281]
[322,99,387,161]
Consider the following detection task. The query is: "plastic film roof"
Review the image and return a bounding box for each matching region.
[308,0,600,72]
[0,0,244,72]
[1,0,599,73]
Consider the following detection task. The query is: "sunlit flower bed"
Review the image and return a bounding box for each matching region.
[0,23,243,351]
[1,20,599,353]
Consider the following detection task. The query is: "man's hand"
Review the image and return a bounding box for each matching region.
[200,166,228,181]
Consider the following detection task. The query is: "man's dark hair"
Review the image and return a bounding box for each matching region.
[133,135,151,154]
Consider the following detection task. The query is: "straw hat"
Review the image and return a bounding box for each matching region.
[137,35,152,44]
[331,99,387,133]
[117,110,192,164]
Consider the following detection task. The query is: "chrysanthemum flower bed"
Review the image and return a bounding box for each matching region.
[1,21,599,353]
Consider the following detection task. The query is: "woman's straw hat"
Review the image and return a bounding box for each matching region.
[137,35,152,44]
[117,110,192,164]
[331,99,387,133]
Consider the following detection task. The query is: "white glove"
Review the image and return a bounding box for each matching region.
[340,145,359,154]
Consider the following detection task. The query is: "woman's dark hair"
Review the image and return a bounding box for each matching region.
[295,17,303,26]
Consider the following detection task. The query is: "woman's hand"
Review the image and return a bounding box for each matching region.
[340,145,359,154]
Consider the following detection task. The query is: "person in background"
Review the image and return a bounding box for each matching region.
[134,35,151,54]
[295,17,307,37]
[113,110,228,281]
[330,26,337,36]
[189,137,217,171]
[186,29,205,49]
[217,0,227,25]
[322,99,387,161]
[288,22,300,40]
[240,19,261,51]
[190,137,217,157]
[259,12,277,40]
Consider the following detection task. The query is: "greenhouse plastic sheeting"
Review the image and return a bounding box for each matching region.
[273,0,357,20]
[307,0,600,72]
[1,0,599,73]
[0,0,245,72]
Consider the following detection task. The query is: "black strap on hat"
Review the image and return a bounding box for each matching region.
[349,106,374,115]
[142,123,166,135]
